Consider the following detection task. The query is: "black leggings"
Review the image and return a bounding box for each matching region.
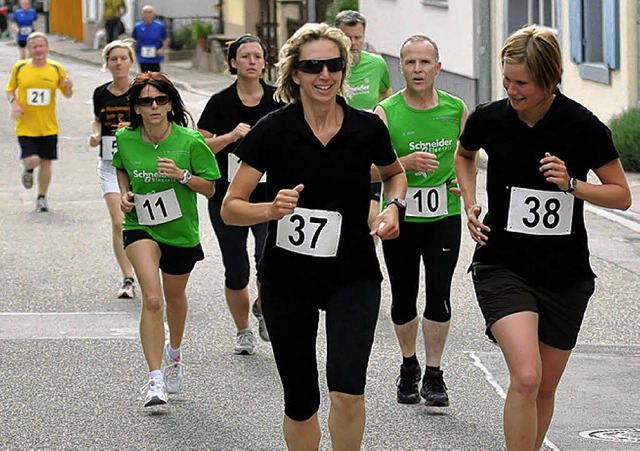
[382,215,461,325]
[208,200,268,290]
[261,280,381,421]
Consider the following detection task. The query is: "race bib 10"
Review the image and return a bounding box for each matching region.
[406,184,448,218]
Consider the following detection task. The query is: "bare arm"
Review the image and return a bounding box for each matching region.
[540,154,631,210]
[198,123,250,154]
[89,117,101,147]
[156,157,215,198]
[6,89,24,120]
[370,159,407,240]
[454,144,488,245]
[379,88,393,102]
[116,168,135,213]
[222,162,302,226]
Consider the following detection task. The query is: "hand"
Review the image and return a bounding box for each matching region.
[402,151,439,173]
[465,203,490,246]
[10,102,24,121]
[156,157,181,180]
[449,178,461,197]
[271,184,304,220]
[63,76,73,90]
[121,191,135,212]
[89,133,100,147]
[231,123,251,142]
[540,152,570,191]
[158,47,166,57]
[370,205,400,240]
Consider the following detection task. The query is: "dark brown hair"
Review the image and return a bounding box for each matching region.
[126,72,193,128]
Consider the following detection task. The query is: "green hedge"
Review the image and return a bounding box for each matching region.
[609,108,640,172]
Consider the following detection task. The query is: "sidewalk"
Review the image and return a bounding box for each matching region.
[45,34,640,223]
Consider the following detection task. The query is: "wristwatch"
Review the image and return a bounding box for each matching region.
[179,169,192,185]
[565,177,578,193]
[387,198,407,221]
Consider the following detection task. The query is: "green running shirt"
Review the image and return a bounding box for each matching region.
[379,90,464,222]
[345,51,390,110]
[112,124,221,247]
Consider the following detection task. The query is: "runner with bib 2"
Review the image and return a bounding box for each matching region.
[454,25,632,451]
[221,23,407,451]
[112,72,221,408]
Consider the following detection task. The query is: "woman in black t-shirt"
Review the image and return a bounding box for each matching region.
[222,23,407,450]
[89,40,136,299]
[455,25,631,450]
[197,35,283,354]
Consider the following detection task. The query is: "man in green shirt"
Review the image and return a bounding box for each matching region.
[335,10,392,110]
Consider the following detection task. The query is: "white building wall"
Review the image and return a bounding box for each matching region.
[360,0,476,79]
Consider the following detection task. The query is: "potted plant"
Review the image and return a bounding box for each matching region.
[192,20,213,49]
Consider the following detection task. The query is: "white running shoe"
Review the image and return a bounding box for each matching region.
[234,329,255,355]
[35,196,48,213]
[117,277,136,299]
[22,170,33,189]
[252,300,270,342]
[162,342,185,394]
[141,378,168,407]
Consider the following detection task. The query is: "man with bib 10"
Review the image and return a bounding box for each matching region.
[455,25,631,450]
[113,72,221,408]
[375,35,468,407]
[6,32,74,213]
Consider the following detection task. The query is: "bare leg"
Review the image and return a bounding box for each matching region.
[422,318,450,367]
[328,392,365,451]
[126,240,164,371]
[163,272,190,349]
[491,311,541,451]
[104,193,134,278]
[534,342,571,450]
[283,413,321,451]
[22,155,39,171]
[394,316,420,357]
[225,286,250,331]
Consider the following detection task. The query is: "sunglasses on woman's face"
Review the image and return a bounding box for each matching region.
[135,95,170,107]
[294,57,344,74]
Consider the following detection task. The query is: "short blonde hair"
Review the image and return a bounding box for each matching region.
[101,39,136,71]
[275,22,351,104]
[500,25,562,95]
[26,31,48,47]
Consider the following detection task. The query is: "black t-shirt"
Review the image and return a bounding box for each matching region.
[459,91,619,288]
[93,82,130,159]
[197,79,283,203]
[235,97,398,289]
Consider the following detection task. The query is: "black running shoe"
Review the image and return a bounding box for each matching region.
[396,364,421,404]
[421,368,449,406]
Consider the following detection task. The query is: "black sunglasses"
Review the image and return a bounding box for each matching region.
[294,57,345,74]
[135,95,170,107]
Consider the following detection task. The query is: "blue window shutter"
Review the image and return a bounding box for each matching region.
[604,0,620,69]
[569,0,583,63]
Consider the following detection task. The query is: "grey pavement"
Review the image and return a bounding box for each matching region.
[1,35,639,450]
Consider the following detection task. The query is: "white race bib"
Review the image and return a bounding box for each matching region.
[134,189,182,226]
[141,46,157,58]
[506,187,574,236]
[276,207,342,257]
[101,136,117,161]
[19,26,32,35]
[228,154,266,183]
[406,184,448,218]
[26,88,50,106]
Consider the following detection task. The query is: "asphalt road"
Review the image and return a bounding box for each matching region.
[0,38,639,450]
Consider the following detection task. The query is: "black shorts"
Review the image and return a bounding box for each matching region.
[140,62,161,73]
[370,182,382,202]
[122,229,204,275]
[18,40,27,48]
[18,135,58,160]
[471,264,595,350]
[261,280,381,422]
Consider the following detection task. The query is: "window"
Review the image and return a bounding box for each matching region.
[570,0,619,84]
[507,0,559,34]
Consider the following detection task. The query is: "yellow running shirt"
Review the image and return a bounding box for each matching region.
[6,59,69,137]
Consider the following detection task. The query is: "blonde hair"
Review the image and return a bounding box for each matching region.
[275,22,351,104]
[101,39,136,71]
[26,31,48,47]
[500,25,562,95]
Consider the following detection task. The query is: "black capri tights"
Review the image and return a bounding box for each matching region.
[382,215,461,325]
[261,280,381,421]
[208,200,268,290]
